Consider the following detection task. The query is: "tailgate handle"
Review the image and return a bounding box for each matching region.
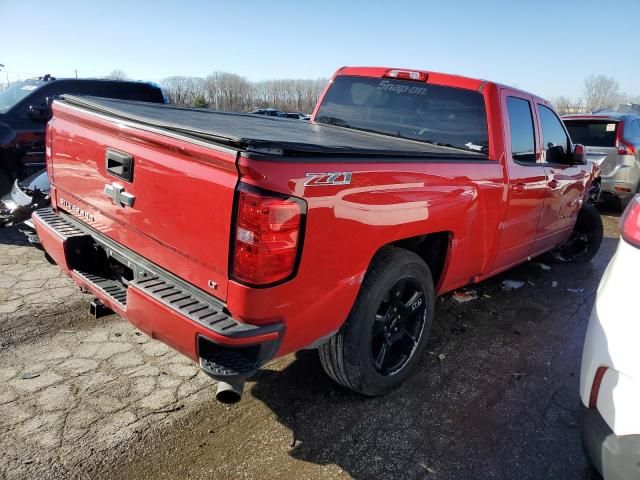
[106,149,134,182]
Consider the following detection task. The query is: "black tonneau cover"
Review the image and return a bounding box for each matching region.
[60,95,487,159]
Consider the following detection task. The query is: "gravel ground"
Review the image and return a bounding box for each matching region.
[0,211,621,479]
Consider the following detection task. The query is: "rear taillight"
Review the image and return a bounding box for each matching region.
[617,141,636,156]
[621,195,640,248]
[616,123,636,155]
[231,184,306,286]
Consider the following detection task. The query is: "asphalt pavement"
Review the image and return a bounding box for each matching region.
[0,211,621,479]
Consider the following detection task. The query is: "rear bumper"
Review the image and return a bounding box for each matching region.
[0,180,35,227]
[32,207,283,381]
[0,170,51,228]
[582,406,640,480]
[600,165,640,203]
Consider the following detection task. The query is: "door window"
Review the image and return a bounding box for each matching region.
[506,97,536,164]
[538,105,570,163]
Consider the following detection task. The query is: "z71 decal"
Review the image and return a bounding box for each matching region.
[304,172,352,187]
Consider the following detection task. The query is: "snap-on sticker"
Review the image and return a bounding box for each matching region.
[20,85,37,91]
[606,123,616,132]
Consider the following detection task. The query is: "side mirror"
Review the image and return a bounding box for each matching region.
[547,144,566,163]
[27,104,52,122]
[572,143,586,164]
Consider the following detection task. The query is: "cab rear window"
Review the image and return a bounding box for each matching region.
[315,75,489,154]
[564,120,618,147]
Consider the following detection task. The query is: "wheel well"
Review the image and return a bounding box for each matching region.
[390,232,451,288]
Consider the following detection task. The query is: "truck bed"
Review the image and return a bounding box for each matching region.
[60,95,488,159]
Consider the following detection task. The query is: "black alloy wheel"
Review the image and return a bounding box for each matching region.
[318,247,435,396]
[370,277,427,376]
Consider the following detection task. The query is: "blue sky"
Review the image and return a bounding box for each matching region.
[1,0,638,99]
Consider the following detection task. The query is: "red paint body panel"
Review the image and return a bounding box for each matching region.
[49,105,238,300]
[232,157,505,353]
[37,66,596,366]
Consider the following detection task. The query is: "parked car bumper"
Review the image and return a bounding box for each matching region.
[0,169,51,228]
[580,237,640,477]
[600,164,640,205]
[31,207,283,382]
[582,406,640,480]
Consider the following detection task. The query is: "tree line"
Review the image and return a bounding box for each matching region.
[551,74,640,115]
[157,72,327,113]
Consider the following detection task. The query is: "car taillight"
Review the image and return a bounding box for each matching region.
[616,123,636,155]
[621,195,640,248]
[617,141,636,156]
[231,184,306,286]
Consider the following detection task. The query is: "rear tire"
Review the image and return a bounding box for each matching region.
[319,247,435,396]
[546,202,603,264]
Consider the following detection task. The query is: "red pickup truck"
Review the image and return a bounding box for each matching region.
[33,67,601,403]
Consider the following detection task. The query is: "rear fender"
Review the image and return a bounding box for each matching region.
[230,157,503,354]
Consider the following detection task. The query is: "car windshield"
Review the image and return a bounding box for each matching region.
[564,120,618,147]
[0,79,44,113]
[315,75,489,154]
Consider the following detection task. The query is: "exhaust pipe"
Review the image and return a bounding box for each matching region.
[215,379,245,404]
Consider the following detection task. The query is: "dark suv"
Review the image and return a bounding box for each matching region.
[0,76,167,227]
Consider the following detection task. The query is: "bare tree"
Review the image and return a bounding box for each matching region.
[160,72,326,112]
[252,77,326,113]
[161,76,206,106]
[552,95,584,115]
[582,74,620,112]
[104,69,129,80]
[205,72,253,111]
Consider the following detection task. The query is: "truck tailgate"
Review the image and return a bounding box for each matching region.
[48,101,238,301]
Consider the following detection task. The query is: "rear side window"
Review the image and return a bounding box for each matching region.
[506,97,536,164]
[538,105,570,162]
[564,120,618,147]
[315,75,489,154]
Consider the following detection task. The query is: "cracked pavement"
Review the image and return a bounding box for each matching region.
[0,228,211,480]
[0,211,622,479]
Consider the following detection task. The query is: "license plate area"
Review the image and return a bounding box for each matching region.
[66,234,155,306]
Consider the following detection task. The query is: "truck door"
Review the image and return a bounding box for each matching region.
[531,103,589,255]
[491,91,547,272]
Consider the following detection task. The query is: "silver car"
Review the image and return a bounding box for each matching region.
[563,111,640,209]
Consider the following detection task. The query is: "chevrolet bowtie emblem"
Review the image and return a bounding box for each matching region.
[104,182,135,208]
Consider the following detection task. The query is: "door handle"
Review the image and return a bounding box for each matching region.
[548,179,560,189]
[511,183,526,193]
[106,149,134,182]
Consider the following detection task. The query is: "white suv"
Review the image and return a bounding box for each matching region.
[580,195,640,479]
